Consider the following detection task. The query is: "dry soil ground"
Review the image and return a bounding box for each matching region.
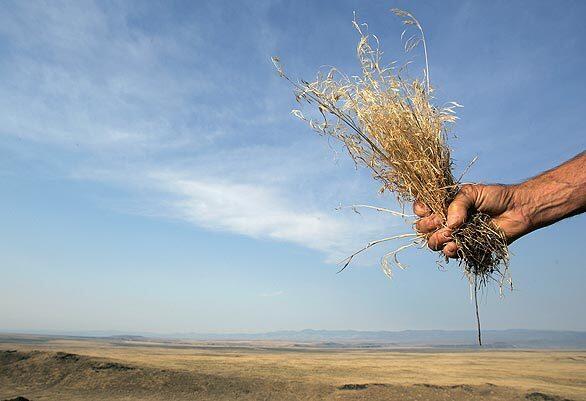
[0,334,584,401]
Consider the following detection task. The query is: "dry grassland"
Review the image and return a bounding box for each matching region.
[1,335,584,400]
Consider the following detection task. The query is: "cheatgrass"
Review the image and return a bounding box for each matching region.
[273,9,511,344]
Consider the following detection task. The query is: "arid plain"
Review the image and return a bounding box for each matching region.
[1,334,585,401]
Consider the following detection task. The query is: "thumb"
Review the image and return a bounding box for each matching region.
[446,185,479,229]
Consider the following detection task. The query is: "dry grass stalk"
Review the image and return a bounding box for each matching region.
[273,9,511,343]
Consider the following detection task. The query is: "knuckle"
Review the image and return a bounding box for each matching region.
[444,249,456,258]
[413,200,430,217]
[428,229,452,251]
[459,184,475,195]
[427,235,440,251]
[441,228,453,239]
[443,242,458,258]
[416,215,440,234]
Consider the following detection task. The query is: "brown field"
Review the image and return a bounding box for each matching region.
[1,334,585,401]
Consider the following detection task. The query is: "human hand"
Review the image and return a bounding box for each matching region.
[414,184,533,258]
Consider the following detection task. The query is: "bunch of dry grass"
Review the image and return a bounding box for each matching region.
[273,9,510,344]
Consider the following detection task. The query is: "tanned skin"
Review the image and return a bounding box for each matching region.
[414,151,586,258]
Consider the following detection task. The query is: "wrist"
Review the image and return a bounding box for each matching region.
[513,174,583,234]
[509,182,540,235]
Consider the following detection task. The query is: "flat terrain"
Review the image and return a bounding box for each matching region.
[1,334,585,401]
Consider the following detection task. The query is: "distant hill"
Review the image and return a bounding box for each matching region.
[170,329,586,348]
[3,329,585,349]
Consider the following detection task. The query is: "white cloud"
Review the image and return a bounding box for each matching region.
[150,170,346,253]
[74,151,404,264]
[1,1,408,266]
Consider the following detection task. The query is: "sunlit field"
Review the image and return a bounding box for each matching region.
[1,335,584,401]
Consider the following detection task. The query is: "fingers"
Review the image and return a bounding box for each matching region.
[427,228,453,251]
[412,200,431,217]
[415,213,457,257]
[415,214,442,234]
[442,242,459,258]
[413,200,439,235]
[446,185,478,229]
[428,229,459,259]
[413,192,476,259]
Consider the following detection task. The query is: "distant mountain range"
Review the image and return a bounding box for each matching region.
[175,329,586,348]
[3,329,586,349]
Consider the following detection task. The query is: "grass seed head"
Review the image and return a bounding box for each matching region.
[272,10,510,289]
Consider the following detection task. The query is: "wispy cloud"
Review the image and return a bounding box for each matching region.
[76,156,401,263]
[149,170,361,258]
[0,1,281,154]
[1,1,405,265]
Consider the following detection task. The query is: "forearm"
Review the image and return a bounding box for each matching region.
[515,151,586,233]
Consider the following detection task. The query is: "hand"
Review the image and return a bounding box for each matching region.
[413,184,533,258]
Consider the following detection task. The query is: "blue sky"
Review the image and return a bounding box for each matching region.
[0,0,585,334]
